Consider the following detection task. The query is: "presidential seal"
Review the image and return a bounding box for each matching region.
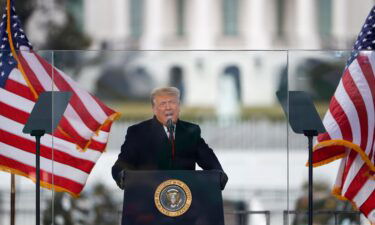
[154,179,192,217]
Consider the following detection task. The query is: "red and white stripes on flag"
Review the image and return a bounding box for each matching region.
[313,52,375,222]
[0,49,120,197]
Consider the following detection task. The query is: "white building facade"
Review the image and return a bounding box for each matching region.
[84,0,374,50]
[82,0,375,108]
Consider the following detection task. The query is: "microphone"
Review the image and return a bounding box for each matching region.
[167,118,174,134]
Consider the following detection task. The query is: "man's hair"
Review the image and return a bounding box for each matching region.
[151,87,180,106]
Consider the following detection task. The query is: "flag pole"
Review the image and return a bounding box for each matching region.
[10,174,15,225]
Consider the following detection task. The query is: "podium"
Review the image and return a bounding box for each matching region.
[122,170,224,225]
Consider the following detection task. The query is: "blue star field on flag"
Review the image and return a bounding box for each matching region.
[0,0,32,88]
[347,5,375,67]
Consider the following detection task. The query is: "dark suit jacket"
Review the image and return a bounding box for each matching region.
[112,116,224,183]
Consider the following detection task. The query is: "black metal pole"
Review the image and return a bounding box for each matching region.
[308,134,314,225]
[10,174,15,225]
[31,130,45,225]
[304,130,317,225]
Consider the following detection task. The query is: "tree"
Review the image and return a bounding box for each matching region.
[42,13,91,50]
[0,0,93,79]
[0,0,91,50]
[0,0,37,23]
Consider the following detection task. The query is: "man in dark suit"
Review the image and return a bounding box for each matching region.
[112,87,228,190]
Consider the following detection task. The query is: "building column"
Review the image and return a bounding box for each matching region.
[112,0,129,48]
[140,0,164,49]
[332,0,348,49]
[244,0,272,49]
[84,0,117,49]
[188,0,216,49]
[295,0,320,48]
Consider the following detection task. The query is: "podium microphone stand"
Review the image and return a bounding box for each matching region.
[277,91,325,225]
[22,91,72,225]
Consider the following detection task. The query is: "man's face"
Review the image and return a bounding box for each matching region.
[153,95,180,125]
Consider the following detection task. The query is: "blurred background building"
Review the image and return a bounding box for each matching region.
[3,0,373,109]
[85,0,372,106]
[81,0,375,110]
[84,0,373,50]
[8,0,374,109]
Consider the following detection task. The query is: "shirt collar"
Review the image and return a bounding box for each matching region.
[163,124,176,138]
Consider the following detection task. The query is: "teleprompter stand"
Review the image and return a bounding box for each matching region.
[22,91,72,225]
[277,91,325,225]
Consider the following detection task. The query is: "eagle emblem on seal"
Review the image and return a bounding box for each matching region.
[154,179,192,217]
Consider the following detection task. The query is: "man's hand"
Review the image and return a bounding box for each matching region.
[116,170,126,190]
[220,171,228,190]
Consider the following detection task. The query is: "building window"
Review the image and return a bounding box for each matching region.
[318,0,332,40]
[169,66,185,102]
[129,0,143,38]
[223,66,241,102]
[176,0,185,36]
[222,0,239,36]
[276,0,285,38]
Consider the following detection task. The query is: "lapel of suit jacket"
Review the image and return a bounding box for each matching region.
[174,119,185,155]
[151,116,172,169]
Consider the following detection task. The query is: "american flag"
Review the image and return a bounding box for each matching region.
[313,6,375,222]
[0,0,120,196]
